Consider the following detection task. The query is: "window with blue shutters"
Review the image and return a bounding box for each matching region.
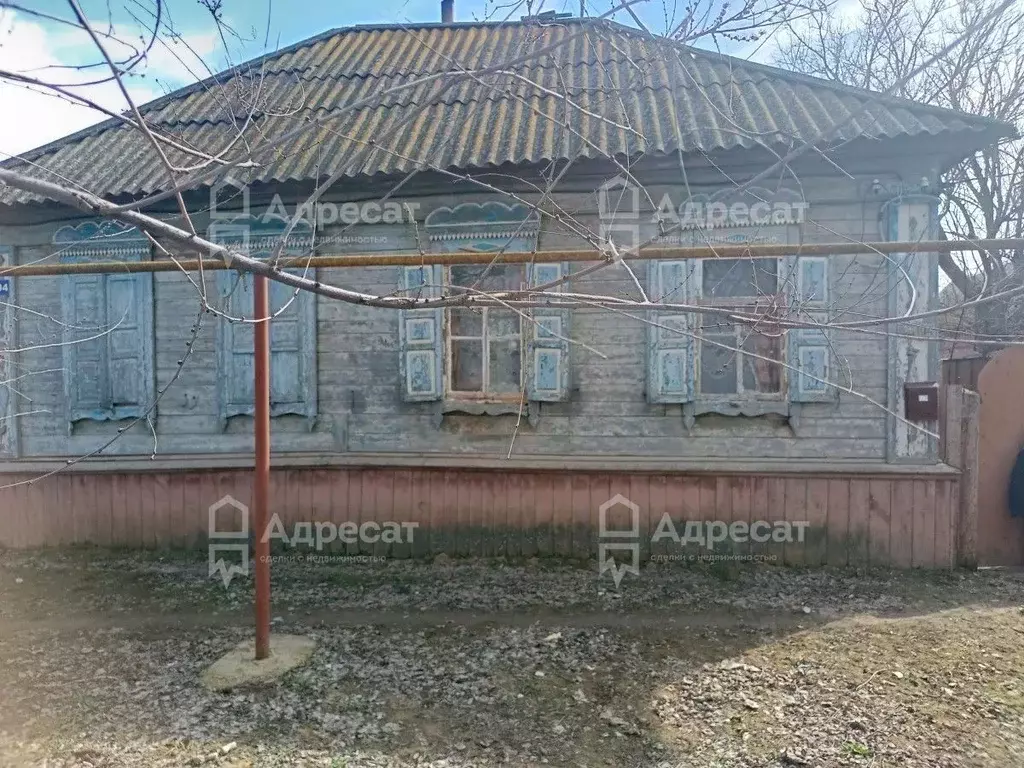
[405,202,559,405]
[647,254,787,404]
[647,225,829,411]
[54,221,154,430]
[211,215,317,429]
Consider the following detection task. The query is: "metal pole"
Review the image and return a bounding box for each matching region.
[253,273,272,661]
[5,238,1024,278]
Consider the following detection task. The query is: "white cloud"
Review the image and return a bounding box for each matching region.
[144,31,221,85]
[0,9,220,159]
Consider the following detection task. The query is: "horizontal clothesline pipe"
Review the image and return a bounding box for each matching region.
[2,238,1018,277]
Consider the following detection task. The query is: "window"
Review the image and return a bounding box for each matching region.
[54,221,155,425]
[447,265,525,399]
[646,231,834,407]
[211,215,317,429]
[697,258,784,398]
[698,321,783,395]
[402,201,570,406]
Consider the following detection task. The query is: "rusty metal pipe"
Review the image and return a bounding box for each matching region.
[253,274,271,661]
[3,238,1020,278]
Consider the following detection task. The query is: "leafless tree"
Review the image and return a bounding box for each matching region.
[776,0,1024,340]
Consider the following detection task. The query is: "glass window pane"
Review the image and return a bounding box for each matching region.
[448,265,525,397]
[451,308,482,336]
[487,309,520,338]
[487,265,524,291]
[450,265,483,287]
[488,339,522,394]
[451,264,524,292]
[451,339,483,391]
[697,316,733,336]
[742,332,783,393]
[699,333,738,394]
[702,259,778,298]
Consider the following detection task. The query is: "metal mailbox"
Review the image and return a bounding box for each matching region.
[904,381,939,421]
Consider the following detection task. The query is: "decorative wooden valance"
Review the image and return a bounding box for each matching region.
[208,213,315,253]
[425,201,541,245]
[53,220,150,260]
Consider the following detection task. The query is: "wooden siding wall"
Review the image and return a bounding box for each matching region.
[942,356,989,392]
[2,170,900,463]
[0,467,959,568]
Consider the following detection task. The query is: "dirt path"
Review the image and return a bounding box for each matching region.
[0,604,817,635]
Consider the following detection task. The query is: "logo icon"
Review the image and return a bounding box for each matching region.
[208,494,250,587]
[210,174,251,222]
[597,493,641,587]
[597,175,642,256]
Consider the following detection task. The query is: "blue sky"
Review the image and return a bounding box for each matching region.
[0,0,766,157]
[31,0,710,65]
[20,0,716,81]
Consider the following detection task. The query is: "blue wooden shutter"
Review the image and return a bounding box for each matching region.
[212,215,317,429]
[399,265,443,402]
[105,271,154,419]
[787,256,833,402]
[646,260,696,403]
[216,269,317,427]
[269,276,317,424]
[527,262,570,402]
[217,271,256,424]
[62,273,109,422]
[56,221,154,427]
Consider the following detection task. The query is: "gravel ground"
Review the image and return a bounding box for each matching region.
[1,550,1023,767]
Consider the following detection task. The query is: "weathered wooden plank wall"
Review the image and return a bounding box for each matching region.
[0,467,959,567]
[3,169,898,463]
[942,356,989,392]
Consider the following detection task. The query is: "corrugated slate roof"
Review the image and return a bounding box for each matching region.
[1,18,1013,206]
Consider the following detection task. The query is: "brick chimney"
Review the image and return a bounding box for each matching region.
[441,0,454,23]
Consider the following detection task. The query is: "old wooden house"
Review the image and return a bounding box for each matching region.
[0,14,1012,566]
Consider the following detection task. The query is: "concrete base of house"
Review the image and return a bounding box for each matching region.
[201,634,316,692]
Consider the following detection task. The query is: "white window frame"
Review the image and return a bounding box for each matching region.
[445,265,526,402]
[696,256,787,401]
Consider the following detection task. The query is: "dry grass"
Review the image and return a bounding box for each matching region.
[650,606,1024,766]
